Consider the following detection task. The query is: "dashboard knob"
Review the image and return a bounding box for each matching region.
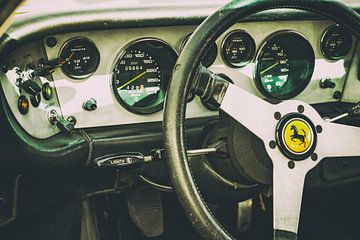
[83,98,97,111]
[320,78,336,89]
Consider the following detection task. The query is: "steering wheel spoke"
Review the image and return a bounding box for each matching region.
[272,158,311,240]
[194,67,278,141]
[317,122,360,159]
[220,83,278,141]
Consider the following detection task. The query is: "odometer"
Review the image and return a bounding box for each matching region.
[112,39,178,114]
[255,32,315,99]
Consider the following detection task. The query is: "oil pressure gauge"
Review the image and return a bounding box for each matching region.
[321,25,353,60]
[221,30,255,68]
[59,37,100,79]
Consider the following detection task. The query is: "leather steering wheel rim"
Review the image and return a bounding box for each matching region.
[163,0,360,239]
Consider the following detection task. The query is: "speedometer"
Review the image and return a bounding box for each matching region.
[254,31,315,99]
[112,39,178,114]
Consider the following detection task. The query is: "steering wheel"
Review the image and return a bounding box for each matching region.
[163,0,360,239]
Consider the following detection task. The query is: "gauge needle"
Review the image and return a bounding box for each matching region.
[59,52,75,65]
[117,71,147,90]
[260,61,279,75]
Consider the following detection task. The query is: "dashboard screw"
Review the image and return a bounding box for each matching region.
[274,112,281,120]
[288,161,295,169]
[316,125,323,133]
[297,105,304,113]
[67,116,77,126]
[46,37,57,48]
[269,140,276,149]
[311,153,318,161]
[333,91,342,100]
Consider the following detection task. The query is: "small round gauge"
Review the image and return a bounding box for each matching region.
[255,31,315,100]
[59,37,100,79]
[321,25,353,60]
[181,34,218,68]
[221,30,255,68]
[112,39,178,114]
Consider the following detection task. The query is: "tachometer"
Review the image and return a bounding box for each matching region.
[254,31,315,99]
[59,37,100,79]
[112,39,178,114]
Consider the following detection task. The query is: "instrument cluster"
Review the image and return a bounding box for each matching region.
[1,21,357,139]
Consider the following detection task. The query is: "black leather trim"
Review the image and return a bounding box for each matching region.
[163,1,360,239]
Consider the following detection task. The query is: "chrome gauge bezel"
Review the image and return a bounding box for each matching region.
[254,30,315,100]
[111,38,178,115]
[59,37,100,80]
[320,24,353,61]
[221,29,256,68]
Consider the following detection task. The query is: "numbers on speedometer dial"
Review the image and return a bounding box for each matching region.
[114,50,161,108]
[258,43,290,93]
[255,31,315,100]
[112,39,178,114]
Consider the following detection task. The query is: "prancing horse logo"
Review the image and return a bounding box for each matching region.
[290,125,306,148]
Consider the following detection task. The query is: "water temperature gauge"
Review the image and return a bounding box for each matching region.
[221,30,255,68]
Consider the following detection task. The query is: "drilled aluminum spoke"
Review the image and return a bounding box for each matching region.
[317,122,360,159]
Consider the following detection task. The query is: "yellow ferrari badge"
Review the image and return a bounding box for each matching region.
[282,119,313,154]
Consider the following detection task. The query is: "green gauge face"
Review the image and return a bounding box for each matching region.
[112,39,178,114]
[258,43,290,94]
[255,32,315,99]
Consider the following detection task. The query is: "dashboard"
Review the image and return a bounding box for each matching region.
[0,19,359,139]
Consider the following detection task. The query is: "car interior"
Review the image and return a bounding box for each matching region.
[0,0,360,239]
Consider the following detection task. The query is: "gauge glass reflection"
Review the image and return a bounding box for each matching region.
[255,32,315,99]
[221,30,255,68]
[112,39,178,114]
